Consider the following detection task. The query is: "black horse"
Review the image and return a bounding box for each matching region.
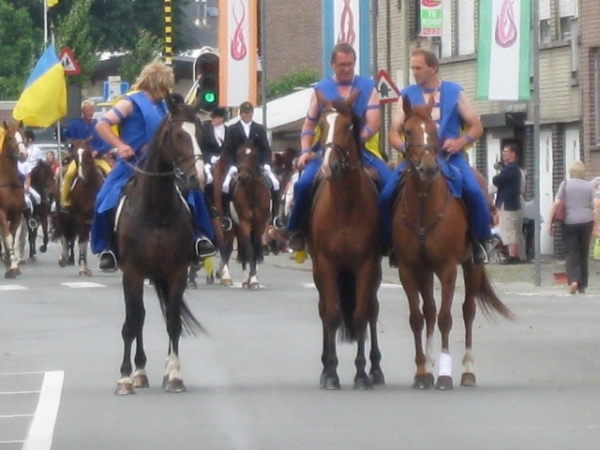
[26,161,56,261]
[114,93,206,395]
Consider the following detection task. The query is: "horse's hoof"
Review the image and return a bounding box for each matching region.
[14,268,21,276]
[79,269,92,277]
[320,373,341,390]
[413,373,435,390]
[250,282,260,290]
[369,370,386,386]
[4,271,16,279]
[221,278,233,286]
[114,382,135,396]
[58,258,67,268]
[187,280,198,290]
[460,372,477,387]
[242,281,249,289]
[40,245,47,253]
[353,376,373,390]
[165,378,186,393]
[206,275,214,285]
[132,374,150,388]
[215,270,222,280]
[435,375,454,390]
[28,257,36,264]
[67,258,75,266]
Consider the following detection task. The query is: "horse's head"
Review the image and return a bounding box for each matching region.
[70,138,95,182]
[155,93,205,192]
[31,160,56,199]
[402,95,440,182]
[236,138,261,186]
[1,121,28,162]
[316,89,362,181]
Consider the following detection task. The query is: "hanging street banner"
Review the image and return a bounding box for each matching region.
[322,0,371,78]
[476,0,531,101]
[218,0,258,107]
[419,0,443,37]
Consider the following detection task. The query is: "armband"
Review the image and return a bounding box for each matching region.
[306,114,319,122]
[300,130,316,138]
[110,107,125,120]
[464,134,475,144]
[397,142,406,152]
[301,148,312,155]
[99,117,114,125]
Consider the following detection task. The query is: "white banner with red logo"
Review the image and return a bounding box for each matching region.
[218,0,258,107]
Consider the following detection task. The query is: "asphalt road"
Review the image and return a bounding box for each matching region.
[1,242,600,450]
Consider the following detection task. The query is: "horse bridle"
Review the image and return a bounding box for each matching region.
[321,109,362,171]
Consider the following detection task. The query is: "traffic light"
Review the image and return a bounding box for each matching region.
[195,52,219,112]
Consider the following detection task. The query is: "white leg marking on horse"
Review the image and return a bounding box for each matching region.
[221,264,232,281]
[182,121,205,185]
[462,348,475,373]
[249,275,258,285]
[438,352,452,377]
[425,335,435,373]
[132,368,147,378]
[165,353,181,382]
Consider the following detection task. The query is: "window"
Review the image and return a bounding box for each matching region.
[440,0,452,57]
[558,0,578,41]
[458,0,475,55]
[594,49,600,145]
[539,0,551,44]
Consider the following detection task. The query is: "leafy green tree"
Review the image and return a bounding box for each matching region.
[0,0,38,99]
[266,68,320,101]
[55,0,97,85]
[119,30,163,84]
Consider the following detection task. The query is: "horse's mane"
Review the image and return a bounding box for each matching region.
[329,99,364,152]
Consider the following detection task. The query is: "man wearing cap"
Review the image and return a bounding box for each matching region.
[222,101,282,227]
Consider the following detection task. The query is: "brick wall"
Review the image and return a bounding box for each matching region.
[580,0,600,177]
[264,0,322,82]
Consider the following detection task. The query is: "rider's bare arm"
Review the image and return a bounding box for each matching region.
[362,87,381,142]
[96,98,135,158]
[442,91,484,154]
[300,90,320,152]
[388,96,406,151]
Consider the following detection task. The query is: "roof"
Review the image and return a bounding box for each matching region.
[227,87,314,137]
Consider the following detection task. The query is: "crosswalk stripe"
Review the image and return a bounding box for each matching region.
[0,285,27,291]
[61,282,106,289]
[301,282,401,289]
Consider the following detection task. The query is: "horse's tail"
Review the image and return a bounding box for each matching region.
[476,269,514,321]
[153,278,208,336]
[337,271,357,342]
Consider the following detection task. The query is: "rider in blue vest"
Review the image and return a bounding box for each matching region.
[380,49,491,264]
[92,60,216,272]
[271,43,391,250]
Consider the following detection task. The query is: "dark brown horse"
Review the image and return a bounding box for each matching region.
[26,160,56,259]
[392,97,513,390]
[217,138,271,289]
[114,93,205,395]
[55,138,105,275]
[0,121,27,278]
[307,91,384,390]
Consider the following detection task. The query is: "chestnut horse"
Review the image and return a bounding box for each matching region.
[114,93,205,395]
[0,122,27,278]
[391,97,512,390]
[217,138,271,288]
[55,139,104,275]
[308,91,384,390]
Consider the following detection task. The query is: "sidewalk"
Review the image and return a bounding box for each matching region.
[264,250,600,296]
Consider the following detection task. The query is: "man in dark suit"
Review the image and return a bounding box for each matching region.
[222,101,282,227]
[201,106,228,164]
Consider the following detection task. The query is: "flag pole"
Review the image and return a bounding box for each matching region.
[531,0,542,286]
[43,0,48,45]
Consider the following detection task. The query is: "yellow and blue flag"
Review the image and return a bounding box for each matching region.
[47,0,59,8]
[13,44,67,128]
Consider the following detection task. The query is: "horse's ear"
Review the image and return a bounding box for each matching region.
[402,95,412,117]
[18,121,24,128]
[315,89,331,110]
[345,89,360,108]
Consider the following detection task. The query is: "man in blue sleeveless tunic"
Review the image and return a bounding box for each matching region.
[92,61,215,271]
[380,49,491,264]
[271,43,391,250]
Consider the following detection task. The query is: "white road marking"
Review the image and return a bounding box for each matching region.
[0,390,40,395]
[61,281,105,289]
[0,284,27,291]
[0,414,34,418]
[22,371,64,450]
[301,282,401,289]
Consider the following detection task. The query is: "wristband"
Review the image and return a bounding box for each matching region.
[397,142,406,151]
[464,134,475,144]
[300,130,316,138]
[301,148,312,155]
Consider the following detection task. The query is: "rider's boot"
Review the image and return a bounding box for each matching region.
[472,239,489,265]
[271,190,284,229]
[221,193,233,231]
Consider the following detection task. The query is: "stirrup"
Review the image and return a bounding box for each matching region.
[221,217,233,231]
[98,250,118,272]
[195,237,216,258]
[272,216,285,229]
[472,242,489,265]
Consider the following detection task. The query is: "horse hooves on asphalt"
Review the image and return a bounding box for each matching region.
[58,258,67,268]
[206,275,214,285]
[164,378,186,393]
[413,373,435,390]
[320,374,341,390]
[435,375,454,390]
[132,373,150,389]
[40,245,47,253]
[79,269,92,277]
[460,372,477,387]
[369,370,386,386]
[114,381,135,396]
[4,269,18,279]
[28,257,37,264]
[220,278,233,286]
[353,376,373,390]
